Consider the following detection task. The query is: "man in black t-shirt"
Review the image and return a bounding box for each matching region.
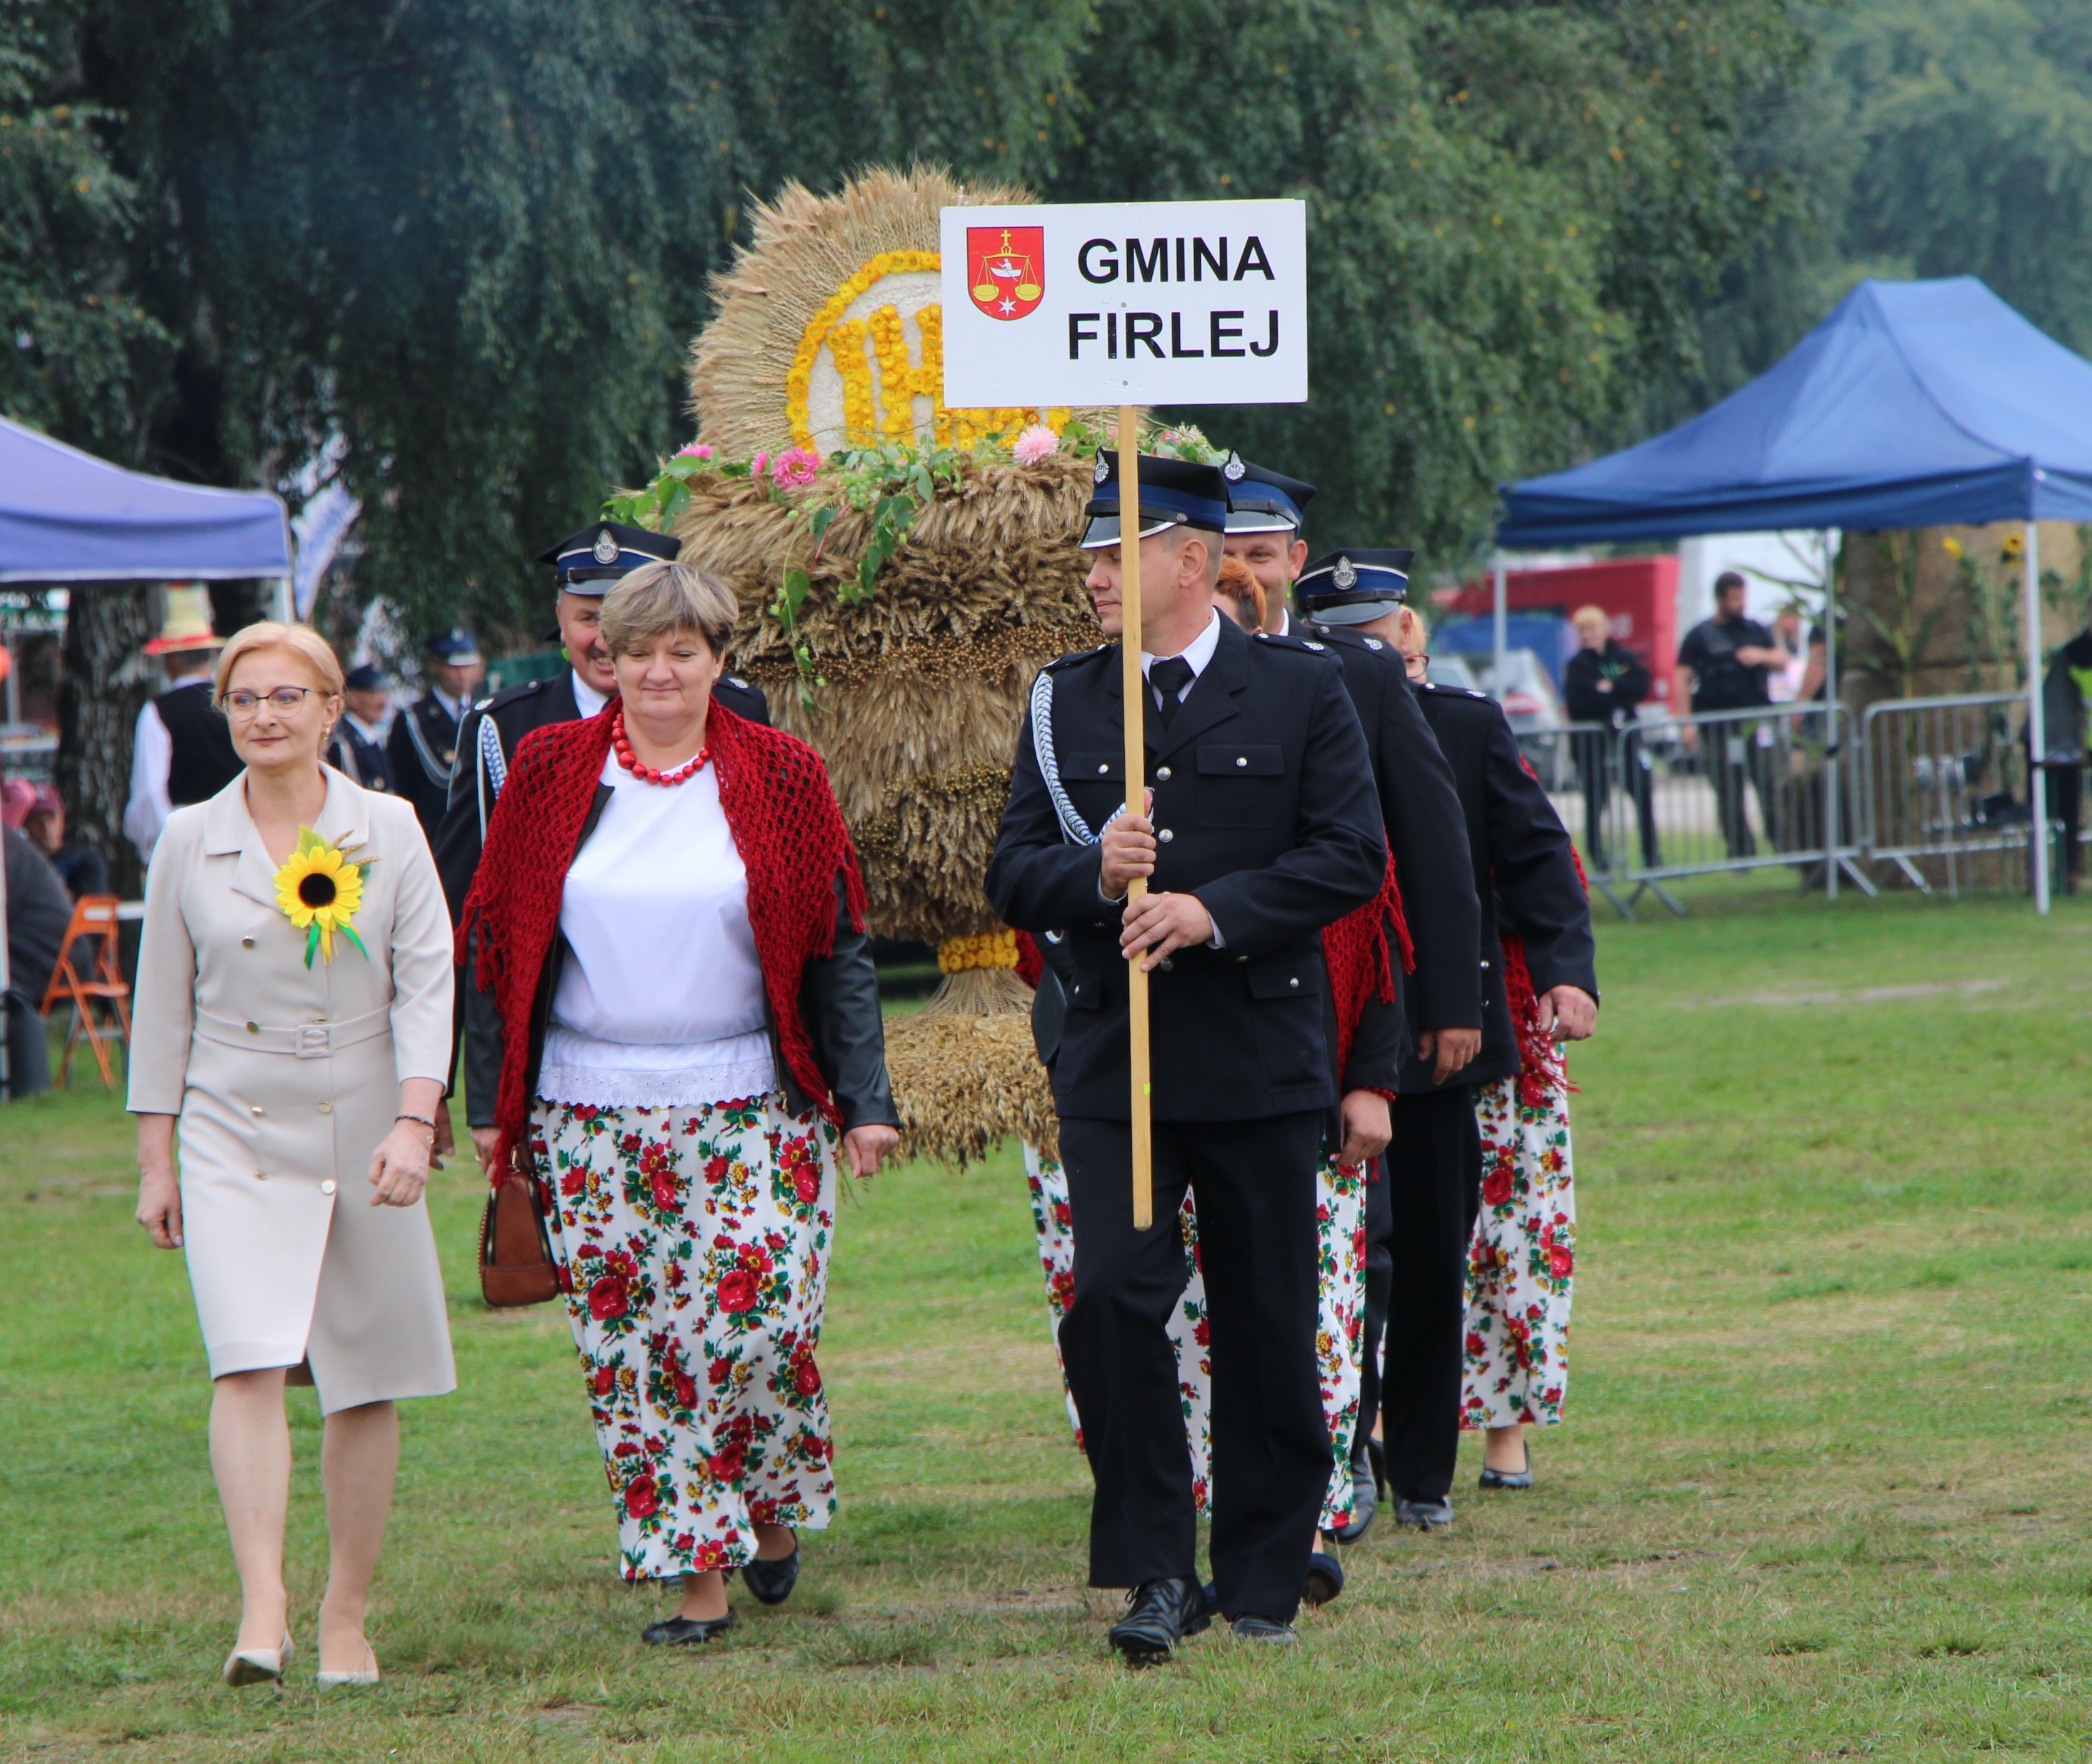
[1677,571,1788,858]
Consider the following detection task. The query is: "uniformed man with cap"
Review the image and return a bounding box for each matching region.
[326,662,394,793]
[1298,551,1597,1533]
[388,628,482,838]
[988,450,1386,1659]
[1223,475,1488,1540]
[431,521,769,917]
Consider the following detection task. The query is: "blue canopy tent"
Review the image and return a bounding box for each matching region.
[1496,276,2092,910]
[0,414,291,588]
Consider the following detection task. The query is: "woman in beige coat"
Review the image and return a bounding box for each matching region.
[131,621,456,1690]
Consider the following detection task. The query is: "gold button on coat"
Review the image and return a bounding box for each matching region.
[317,1101,333,1115]
[249,1105,264,1117]
[241,936,256,949]
[253,1170,267,1181]
[320,1181,336,1196]
[246,1021,259,1034]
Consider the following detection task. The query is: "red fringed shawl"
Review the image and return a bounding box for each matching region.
[1500,751,1588,1103]
[456,701,868,1179]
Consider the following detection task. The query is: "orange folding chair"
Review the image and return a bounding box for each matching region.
[38,895,131,1088]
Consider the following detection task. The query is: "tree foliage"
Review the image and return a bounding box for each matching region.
[7,0,1813,642]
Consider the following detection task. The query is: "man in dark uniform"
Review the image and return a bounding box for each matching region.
[1300,553,1598,1531]
[1224,477,1487,1540]
[431,522,770,919]
[389,628,481,838]
[326,662,394,792]
[988,452,1386,1658]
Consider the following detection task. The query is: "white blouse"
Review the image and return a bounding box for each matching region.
[539,753,778,1108]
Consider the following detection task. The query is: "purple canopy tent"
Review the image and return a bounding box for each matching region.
[1,414,290,589]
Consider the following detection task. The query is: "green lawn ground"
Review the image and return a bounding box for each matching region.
[4,888,2091,1761]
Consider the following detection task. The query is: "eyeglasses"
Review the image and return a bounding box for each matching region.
[219,686,319,716]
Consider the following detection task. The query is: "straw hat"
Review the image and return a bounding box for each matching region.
[144,586,224,655]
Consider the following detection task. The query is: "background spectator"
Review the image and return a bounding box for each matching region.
[22,785,110,901]
[1677,571,1788,859]
[4,822,71,1096]
[1561,606,1659,873]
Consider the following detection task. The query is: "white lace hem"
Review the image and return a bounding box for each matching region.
[534,1055,781,1111]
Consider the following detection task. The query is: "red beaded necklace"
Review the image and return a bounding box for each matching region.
[611,711,710,786]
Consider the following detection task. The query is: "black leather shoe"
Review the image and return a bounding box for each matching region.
[641,1610,736,1646]
[1479,1441,1533,1490]
[1303,1550,1344,1606]
[741,1544,800,1605]
[1108,1577,1208,1662]
[1231,1615,1298,1643]
[1366,1435,1386,1498]
[1393,1496,1453,1532]
[1334,1462,1377,1543]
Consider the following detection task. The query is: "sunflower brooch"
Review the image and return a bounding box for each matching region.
[273,830,371,966]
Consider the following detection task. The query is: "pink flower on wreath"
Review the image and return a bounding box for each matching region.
[676,441,715,461]
[750,449,771,478]
[1012,424,1059,466]
[770,446,821,489]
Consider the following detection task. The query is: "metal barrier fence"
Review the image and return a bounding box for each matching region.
[1857,692,2043,899]
[1522,703,1868,918]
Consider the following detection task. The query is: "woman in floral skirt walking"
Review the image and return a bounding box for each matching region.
[461,561,897,1644]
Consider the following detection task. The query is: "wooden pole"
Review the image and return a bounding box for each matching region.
[1117,407,1153,1231]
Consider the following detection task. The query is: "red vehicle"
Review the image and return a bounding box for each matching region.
[1436,556,1681,711]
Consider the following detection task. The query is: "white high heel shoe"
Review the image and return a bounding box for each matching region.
[318,1641,380,1688]
[221,1631,293,1686]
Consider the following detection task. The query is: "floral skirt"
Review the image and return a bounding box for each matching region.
[531,1094,839,1583]
[1025,1144,1366,1534]
[1461,1070,1576,1431]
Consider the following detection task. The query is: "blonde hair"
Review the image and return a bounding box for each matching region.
[601,560,739,657]
[1571,603,1608,633]
[214,622,346,701]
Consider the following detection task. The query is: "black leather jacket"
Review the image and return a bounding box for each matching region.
[462,784,896,1135]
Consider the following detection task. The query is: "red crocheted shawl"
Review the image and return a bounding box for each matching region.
[456,701,867,1178]
[1010,852,1412,1086]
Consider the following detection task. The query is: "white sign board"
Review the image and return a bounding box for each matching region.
[938,199,1307,408]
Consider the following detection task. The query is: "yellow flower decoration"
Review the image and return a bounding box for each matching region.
[274,828,370,967]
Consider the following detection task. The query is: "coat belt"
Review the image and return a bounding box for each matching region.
[195,1005,392,1058]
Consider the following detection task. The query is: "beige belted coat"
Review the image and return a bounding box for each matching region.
[129,768,456,1413]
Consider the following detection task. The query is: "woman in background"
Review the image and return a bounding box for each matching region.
[131,621,455,1688]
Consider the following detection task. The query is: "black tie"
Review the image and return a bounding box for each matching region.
[1150,656,1195,727]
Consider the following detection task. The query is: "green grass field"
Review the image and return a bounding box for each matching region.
[4,889,2091,1761]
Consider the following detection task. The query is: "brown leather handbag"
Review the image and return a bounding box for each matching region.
[479,1162,559,1308]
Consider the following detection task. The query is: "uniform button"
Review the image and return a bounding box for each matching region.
[317,1101,333,1115]
[1159,958,1175,972]
[1480,960,1492,970]
[1097,763,1108,774]
[320,1181,336,1196]
[1158,828,1174,843]
[246,1021,259,1034]
[241,936,256,949]
[1288,976,1300,988]
[1236,755,1248,768]
[1156,766,1172,781]
[249,1105,264,1117]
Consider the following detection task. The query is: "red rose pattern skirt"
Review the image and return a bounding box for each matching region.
[531,1094,839,1583]
[1024,1144,1366,1534]
[1460,1068,1575,1430]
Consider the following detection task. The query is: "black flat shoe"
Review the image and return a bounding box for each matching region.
[641,1610,737,1647]
[741,1543,800,1605]
[1479,1440,1533,1490]
[1231,1615,1298,1643]
[1393,1496,1453,1532]
[1333,1461,1377,1543]
[1108,1576,1208,1663]
[1303,1550,1344,1606]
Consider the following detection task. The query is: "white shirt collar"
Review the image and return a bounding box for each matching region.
[431,686,467,722]
[1142,609,1223,690]
[571,669,609,719]
[344,712,385,743]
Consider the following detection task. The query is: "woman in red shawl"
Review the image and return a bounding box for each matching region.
[459,561,899,1647]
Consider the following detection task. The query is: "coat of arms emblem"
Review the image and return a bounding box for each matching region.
[966,226,1045,322]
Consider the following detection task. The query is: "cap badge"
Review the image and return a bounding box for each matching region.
[1093,452,1111,486]
[1333,556,1358,589]
[591,528,620,566]
[1223,452,1246,482]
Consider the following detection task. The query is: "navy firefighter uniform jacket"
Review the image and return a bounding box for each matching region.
[986,614,1387,1125]
[1393,680,1598,1096]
